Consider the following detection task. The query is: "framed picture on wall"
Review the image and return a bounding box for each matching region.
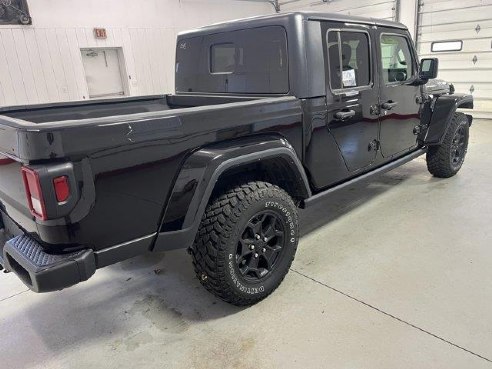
[0,0,31,25]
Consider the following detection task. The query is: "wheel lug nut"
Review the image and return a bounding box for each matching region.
[249,245,255,250]
[262,248,266,253]
[263,237,268,242]
[255,234,261,240]
[254,253,259,258]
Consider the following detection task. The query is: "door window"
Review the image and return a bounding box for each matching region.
[380,35,413,84]
[327,30,371,91]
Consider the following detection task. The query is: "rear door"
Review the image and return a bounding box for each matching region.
[375,28,421,158]
[322,22,380,173]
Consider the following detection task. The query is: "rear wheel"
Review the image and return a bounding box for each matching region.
[426,112,469,178]
[190,181,299,306]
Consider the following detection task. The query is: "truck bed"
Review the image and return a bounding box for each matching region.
[0,94,259,124]
[0,94,303,252]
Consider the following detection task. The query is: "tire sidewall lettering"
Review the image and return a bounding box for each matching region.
[228,253,265,295]
[225,194,298,298]
[264,201,297,244]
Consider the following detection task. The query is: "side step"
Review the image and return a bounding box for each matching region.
[302,148,426,208]
[2,234,96,292]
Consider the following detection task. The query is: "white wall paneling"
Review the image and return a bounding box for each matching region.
[0,0,273,106]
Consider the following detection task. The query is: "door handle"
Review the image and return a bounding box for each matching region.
[335,110,356,120]
[381,101,398,110]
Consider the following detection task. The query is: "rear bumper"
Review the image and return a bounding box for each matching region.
[1,234,96,292]
[0,209,155,292]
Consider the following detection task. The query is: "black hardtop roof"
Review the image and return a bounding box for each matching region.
[178,11,407,38]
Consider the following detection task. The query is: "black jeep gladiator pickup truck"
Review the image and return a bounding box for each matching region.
[0,12,473,306]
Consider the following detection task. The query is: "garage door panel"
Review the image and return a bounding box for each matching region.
[468,100,492,118]
[425,58,492,70]
[279,0,396,20]
[419,0,492,116]
[451,83,492,98]
[419,6,492,27]
[280,0,371,10]
[419,38,492,54]
[418,52,492,63]
[419,27,492,43]
[420,0,492,13]
[438,70,492,84]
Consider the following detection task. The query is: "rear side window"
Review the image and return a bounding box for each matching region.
[210,43,236,73]
[176,26,289,94]
[380,34,413,83]
[327,30,371,90]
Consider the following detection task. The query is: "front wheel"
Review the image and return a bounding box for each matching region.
[426,112,470,178]
[190,181,299,306]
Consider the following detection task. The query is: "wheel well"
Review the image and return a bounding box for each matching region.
[212,157,310,203]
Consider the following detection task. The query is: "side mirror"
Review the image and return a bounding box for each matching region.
[419,58,439,81]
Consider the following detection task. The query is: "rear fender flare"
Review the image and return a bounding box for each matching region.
[153,136,311,252]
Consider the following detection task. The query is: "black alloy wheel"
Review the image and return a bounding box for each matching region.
[236,211,286,282]
[450,125,467,169]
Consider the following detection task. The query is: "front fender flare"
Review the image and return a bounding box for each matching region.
[423,94,473,145]
[153,136,310,252]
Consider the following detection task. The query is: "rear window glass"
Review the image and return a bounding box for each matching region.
[176,26,289,94]
[210,43,236,73]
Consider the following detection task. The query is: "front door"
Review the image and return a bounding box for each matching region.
[375,29,421,158]
[323,23,380,173]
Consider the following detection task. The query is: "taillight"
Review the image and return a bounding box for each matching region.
[21,166,47,220]
[53,176,70,203]
[0,155,14,165]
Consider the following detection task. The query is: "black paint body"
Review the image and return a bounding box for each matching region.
[0,12,473,285]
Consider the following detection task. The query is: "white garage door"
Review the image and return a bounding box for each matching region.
[279,0,397,21]
[417,0,492,119]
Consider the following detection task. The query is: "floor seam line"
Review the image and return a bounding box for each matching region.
[290,268,492,364]
[0,289,30,303]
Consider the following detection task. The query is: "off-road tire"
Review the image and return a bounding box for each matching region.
[190,181,299,306]
[426,112,469,178]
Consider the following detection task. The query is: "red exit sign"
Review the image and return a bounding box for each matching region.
[94,28,107,39]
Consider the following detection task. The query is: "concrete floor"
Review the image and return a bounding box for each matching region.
[1,121,492,369]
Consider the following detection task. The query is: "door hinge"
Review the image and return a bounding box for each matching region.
[370,104,380,115]
[413,124,428,135]
[368,139,380,152]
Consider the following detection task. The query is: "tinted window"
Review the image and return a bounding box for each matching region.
[210,43,236,73]
[380,35,413,83]
[176,26,288,94]
[327,31,341,90]
[327,30,371,90]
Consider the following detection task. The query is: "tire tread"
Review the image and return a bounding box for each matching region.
[426,112,469,178]
[190,180,298,306]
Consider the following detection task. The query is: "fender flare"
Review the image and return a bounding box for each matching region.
[423,94,473,145]
[152,136,311,252]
